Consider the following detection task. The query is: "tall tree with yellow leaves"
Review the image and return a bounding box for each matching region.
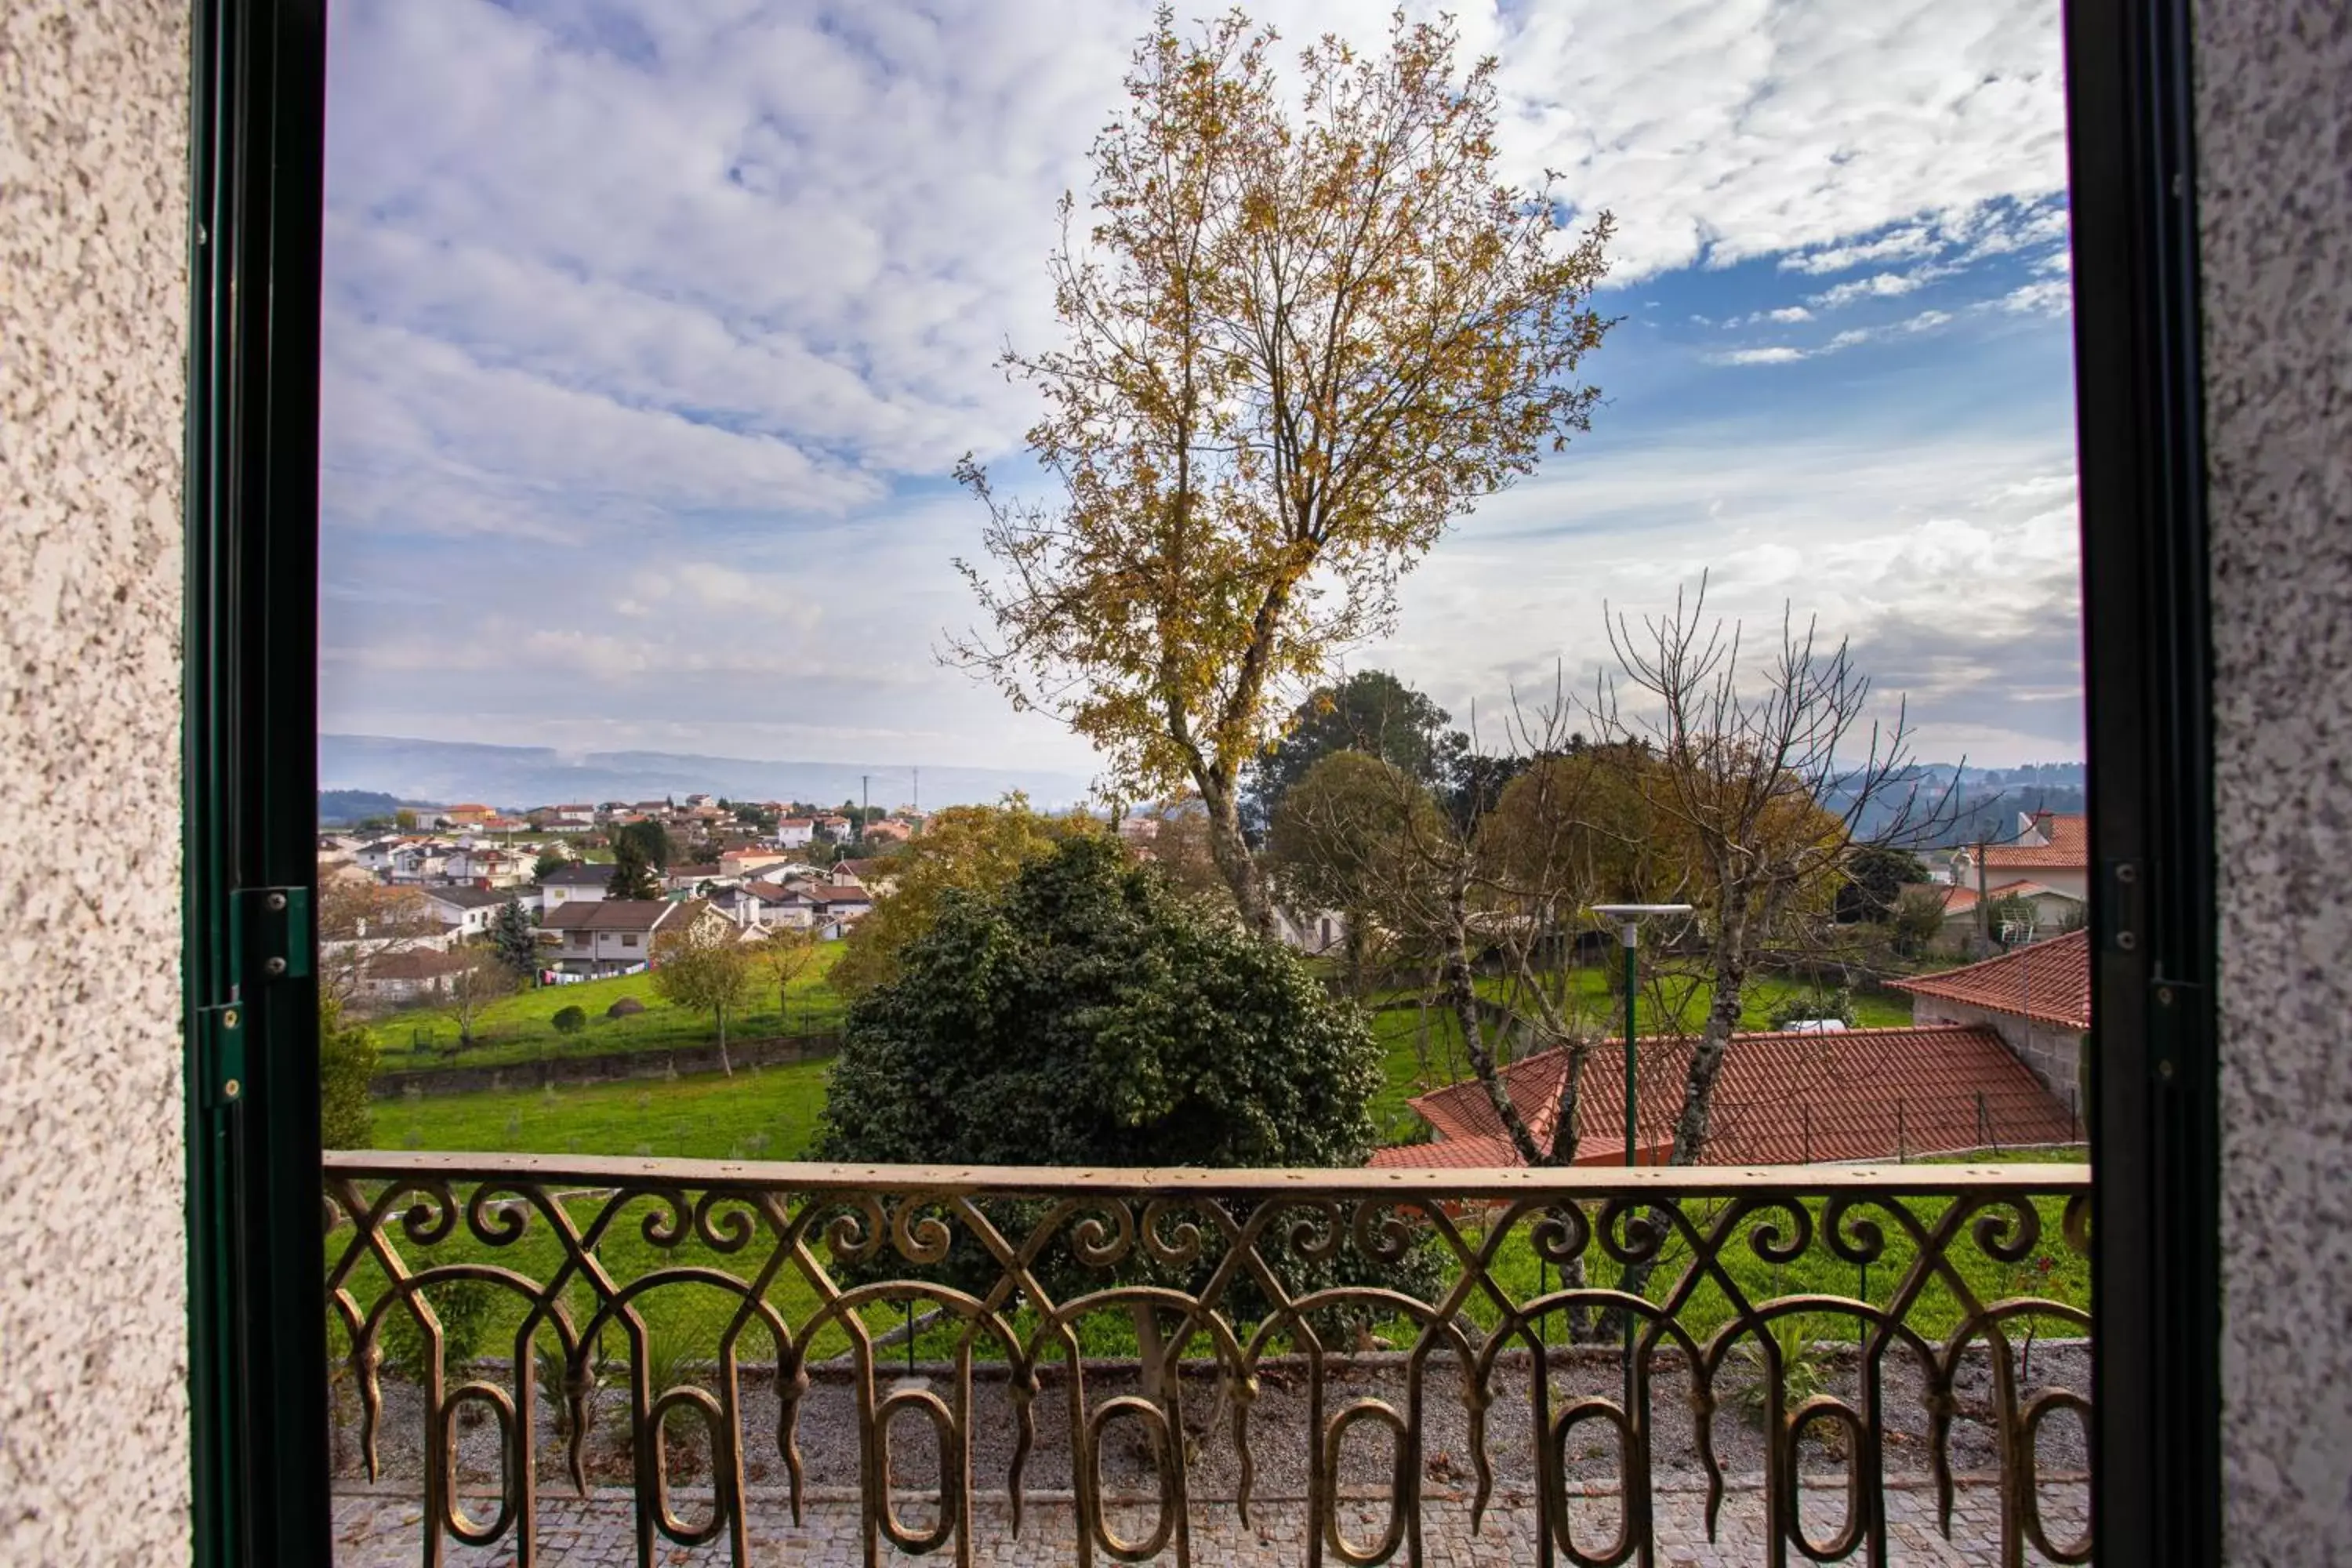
[950,6,1615,931]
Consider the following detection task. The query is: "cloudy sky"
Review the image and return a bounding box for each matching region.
[318,0,2084,790]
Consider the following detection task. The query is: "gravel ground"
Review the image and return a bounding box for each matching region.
[331,1338,2090,1506]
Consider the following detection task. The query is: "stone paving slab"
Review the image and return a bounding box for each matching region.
[333,1479,2088,1565]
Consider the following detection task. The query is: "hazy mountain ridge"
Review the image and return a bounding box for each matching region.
[319,734,1093,815]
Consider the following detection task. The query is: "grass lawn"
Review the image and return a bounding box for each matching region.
[372,1058,833,1161]
[369,945,846,1072]
[341,1061,849,1359]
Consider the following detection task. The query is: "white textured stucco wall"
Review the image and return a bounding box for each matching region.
[0,2,192,1563]
[2198,2,2352,1563]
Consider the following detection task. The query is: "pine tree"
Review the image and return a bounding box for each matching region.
[607,838,660,900]
[489,895,539,980]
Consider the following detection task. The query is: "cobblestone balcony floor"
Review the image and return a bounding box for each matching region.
[333,1475,2088,1566]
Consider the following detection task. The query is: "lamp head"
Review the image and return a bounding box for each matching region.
[1589,903,1696,947]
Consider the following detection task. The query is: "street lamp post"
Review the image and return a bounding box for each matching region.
[1588,905,1695,1168]
[1589,902,1693,1406]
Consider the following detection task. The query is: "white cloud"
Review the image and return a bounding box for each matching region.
[318,0,2081,770]
[1363,430,2085,761]
[1779,225,1940,274]
[1809,267,1954,309]
[1483,0,2067,279]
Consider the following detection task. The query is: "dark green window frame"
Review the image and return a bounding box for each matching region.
[179,0,2220,1561]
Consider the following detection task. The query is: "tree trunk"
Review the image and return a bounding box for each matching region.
[717,1006,733,1078]
[1614,897,1750,1322]
[1199,775,1272,935]
[1131,1302,1168,1404]
[1670,900,1749,1166]
[1439,870,1545,1167]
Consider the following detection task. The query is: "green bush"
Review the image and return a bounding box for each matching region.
[550,1004,587,1035]
[378,1277,496,1382]
[1767,986,1854,1031]
[818,835,1427,1324]
[319,996,379,1149]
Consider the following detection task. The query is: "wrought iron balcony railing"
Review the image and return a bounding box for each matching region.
[322,1152,2091,1567]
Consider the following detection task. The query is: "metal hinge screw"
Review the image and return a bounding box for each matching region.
[266,956,288,976]
[267,892,288,912]
[223,1078,241,1100]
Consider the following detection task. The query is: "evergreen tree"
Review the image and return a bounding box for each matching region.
[607,838,660,899]
[489,895,539,980]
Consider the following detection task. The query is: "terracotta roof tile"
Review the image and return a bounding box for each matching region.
[1371,1025,2076,1170]
[1889,929,2092,1030]
[1981,813,2089,869]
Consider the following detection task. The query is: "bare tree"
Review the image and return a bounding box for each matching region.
[1591,579,1955,1165]
[317,879,441,1009]
[754,926,818,1033]
[445,946,516,1053]
[1274,687,1629,1170]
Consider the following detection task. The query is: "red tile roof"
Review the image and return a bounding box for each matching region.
[1370,1025,2076,1170]
[1981,812,2089,869]
[1890,929,2092,1030]
[1984,878,2072,900]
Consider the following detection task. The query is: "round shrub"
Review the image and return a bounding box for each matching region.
[605,996,645,1019]
[550,1004,587,1035]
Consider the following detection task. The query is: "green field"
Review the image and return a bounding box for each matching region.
[374,1056,833,1160]
[369,946,846,1073]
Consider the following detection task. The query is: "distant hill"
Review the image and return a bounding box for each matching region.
[318,734,1094,815]
[1824,763,2087,848]
[318,789,437,826]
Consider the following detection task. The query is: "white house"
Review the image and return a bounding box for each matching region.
[737,882,818,931]
[420,885,511,938]
[441,846,529,887]
[810,884,873,921]
[1972,811,2091,903]
[775,818,815,849]
[1273,905,1350,957]
[537,860,612,914]
[543,898,725,978]
[354,949,477,1007]
[384,843,451,884]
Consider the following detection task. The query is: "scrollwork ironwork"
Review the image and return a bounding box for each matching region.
[324,1153,2091,1567]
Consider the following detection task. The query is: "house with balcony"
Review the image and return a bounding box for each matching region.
[541,898,724,977]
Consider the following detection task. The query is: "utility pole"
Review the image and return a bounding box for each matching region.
[913,767,919,814]
[861,775,869,822]
[1976,837,1992,956]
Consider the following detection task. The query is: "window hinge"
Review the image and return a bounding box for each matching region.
[195,1002,247,1108]
[232,885,311,985]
